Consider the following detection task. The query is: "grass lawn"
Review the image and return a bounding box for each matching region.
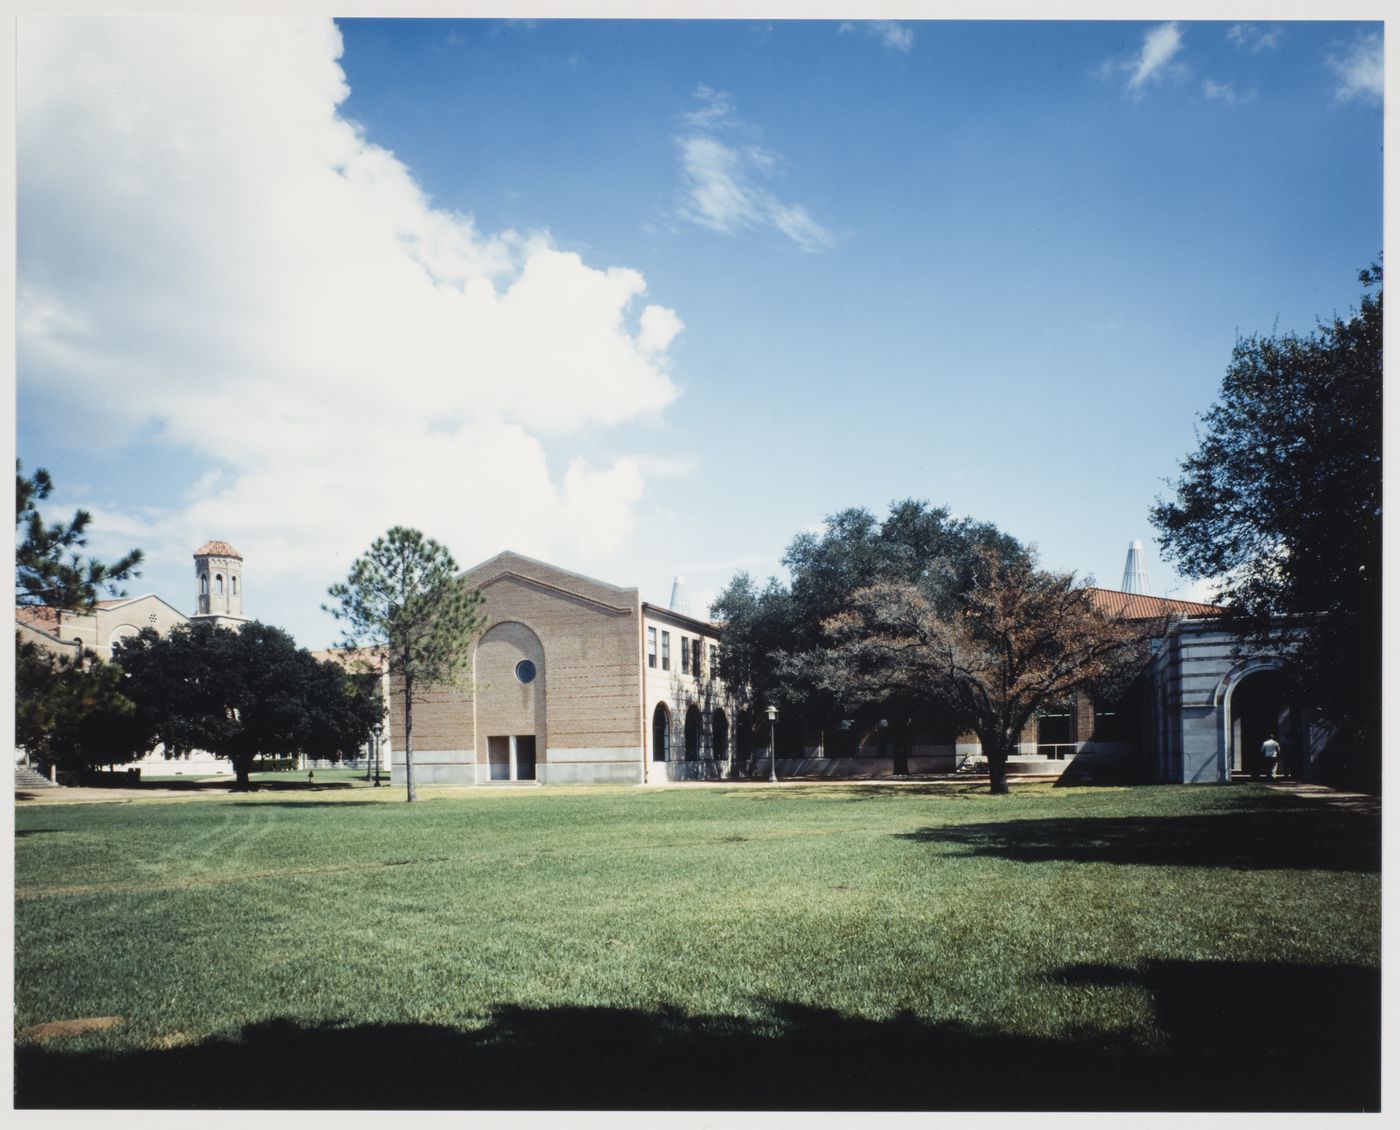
[13,779,1379,1111]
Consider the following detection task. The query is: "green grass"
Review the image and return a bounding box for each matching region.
[14,780,1380,1110]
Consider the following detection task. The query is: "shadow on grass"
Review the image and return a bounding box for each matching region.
[235,800,384,809]
[15,960,1377,1111]
[898,806,1380,872]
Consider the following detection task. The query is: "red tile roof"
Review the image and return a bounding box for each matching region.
[16,605,61,630]
[194,540,242,559]
[1086,587,1221,620]
[310,647,385,673]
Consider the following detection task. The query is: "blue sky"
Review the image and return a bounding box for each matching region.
[16,17,1383,646]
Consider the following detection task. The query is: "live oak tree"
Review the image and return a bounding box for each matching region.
[1150,263,1382,784]
[325,527,486,803]
[711,500,1026,756]
[113,620,375,790]
[808,547,1152,794]
[16,638,142,774]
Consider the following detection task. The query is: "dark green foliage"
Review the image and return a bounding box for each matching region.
[1150,264,1382,783]
[112,621,377,788]
[15,462,143,612]
[15,637,140,772]
[712,500,1024,715]
[325,527,486,802]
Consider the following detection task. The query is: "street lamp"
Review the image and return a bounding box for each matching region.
[372,719,384,786]
[766,704,778,783]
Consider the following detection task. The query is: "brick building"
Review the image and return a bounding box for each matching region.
[388,551,742,786]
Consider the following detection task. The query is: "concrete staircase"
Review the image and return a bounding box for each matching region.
[15,764,58,789]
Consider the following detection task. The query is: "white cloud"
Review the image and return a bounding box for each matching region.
[1328,33,1383,103]
[838,21,914,53]
[1226,24,1282,53]
[1203,79,1253,105]
[1126,22,1185,96]
[674,88,835,253]
[18,17,683,601]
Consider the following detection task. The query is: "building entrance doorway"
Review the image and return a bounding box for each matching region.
[1230,670,1289,778]
[487,735,537,781]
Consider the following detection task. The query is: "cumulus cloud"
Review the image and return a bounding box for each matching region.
[1328,33,1383,103]
[18,17,683,604]
[838,21,914,53]
[673,87,835,252]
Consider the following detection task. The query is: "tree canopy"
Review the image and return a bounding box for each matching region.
[325,527,486,802]
[711,500,1026,723]
[16,638,142,773]
[16,462,143,613]
[1150,263,1382,777]
[807,547,1151,793]
[113,620,378,789]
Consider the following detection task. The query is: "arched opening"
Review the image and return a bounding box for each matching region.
[652,703,671,762]
[736,710,752,761]
[200,574,208,595]
[476,620,546,782]
[1230,668,1291,778]
[712,710,729,760]
[232,575,238,596]
[215,574,224,595]
[684,705,701,761]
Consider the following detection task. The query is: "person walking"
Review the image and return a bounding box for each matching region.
[1259,735,1281,780]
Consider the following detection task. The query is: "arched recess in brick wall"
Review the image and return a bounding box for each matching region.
[684,705,701,761]
[653,703,671,762]
[475,621,547,777]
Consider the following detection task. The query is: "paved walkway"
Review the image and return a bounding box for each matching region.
[1260,778,1380,814]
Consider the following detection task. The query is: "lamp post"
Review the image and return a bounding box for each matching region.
[372,719,383,786]
[766,704,778,783]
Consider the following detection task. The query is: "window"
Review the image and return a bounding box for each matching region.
[215,574,224,594]
[681,635,690,674]
[692,639,701,677]
[232,576,238,596]
[515,659,537,684]
[647,626,657,668]
[710,644,718,678]
[661,631,670,671]
[200,575,208,595]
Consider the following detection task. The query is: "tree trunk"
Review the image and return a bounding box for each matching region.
[403,668,416,804]
[232,753,253,791]
[982,730,1013,795]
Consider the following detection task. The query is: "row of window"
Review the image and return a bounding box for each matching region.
[646,627,718,677]
[198,573,239,596]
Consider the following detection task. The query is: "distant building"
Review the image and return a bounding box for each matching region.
[16,541,251,776]
[191,540,250,632]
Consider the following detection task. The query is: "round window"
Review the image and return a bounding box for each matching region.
[515,659,537,684]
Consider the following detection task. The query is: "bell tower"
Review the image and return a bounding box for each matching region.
[192,540,249,630]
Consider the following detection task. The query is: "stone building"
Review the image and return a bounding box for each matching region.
[192,540,250,632]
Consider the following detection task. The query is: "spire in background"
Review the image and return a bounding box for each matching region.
[669,575,690,616]
[1121,540,1150,594]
